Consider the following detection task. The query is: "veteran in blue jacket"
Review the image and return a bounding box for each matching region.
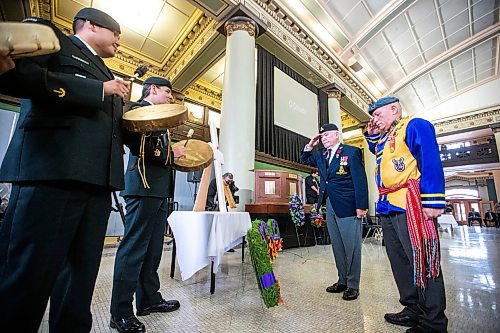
[301,123,368,301]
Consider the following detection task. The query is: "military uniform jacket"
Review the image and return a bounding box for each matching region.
[0,19,125,190]
[301,144,369,218]
[121,100,174,198]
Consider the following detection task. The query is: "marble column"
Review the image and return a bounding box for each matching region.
[327,91,343,141]
[218,17,257,210]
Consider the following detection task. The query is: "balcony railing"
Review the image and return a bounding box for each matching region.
[440,141,498,167]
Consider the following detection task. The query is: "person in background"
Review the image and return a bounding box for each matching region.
[305,170,320,205]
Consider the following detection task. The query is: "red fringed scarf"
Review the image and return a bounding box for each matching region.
[379,179,440,289]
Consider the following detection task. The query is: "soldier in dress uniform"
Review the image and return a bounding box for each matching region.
[0,8,130,332]
[110,77,186,333]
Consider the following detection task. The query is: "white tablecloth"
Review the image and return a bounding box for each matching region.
[168,211,252,281]
[437,214,459,228]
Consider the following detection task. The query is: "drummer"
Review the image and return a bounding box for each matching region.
[110,77,186,333]
[0,8,130,332]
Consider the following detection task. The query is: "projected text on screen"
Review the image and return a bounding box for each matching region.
[273,67,319,138]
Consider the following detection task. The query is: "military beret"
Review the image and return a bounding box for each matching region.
[368,96,399,114]
[74,8,121,34]
[319,123,339,133]
[144,77,172,90]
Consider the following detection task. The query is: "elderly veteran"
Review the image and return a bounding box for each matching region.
[301,123,368,301]
[365,97,447,333]
[0,7,129,332]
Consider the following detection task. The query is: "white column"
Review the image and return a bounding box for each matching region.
[327,91,343,141]
[219,17,257,211]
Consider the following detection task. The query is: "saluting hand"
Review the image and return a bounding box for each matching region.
[103,79,130,98]
[307,133,322,149]
[172,145,187,158]
[367,119,380,135]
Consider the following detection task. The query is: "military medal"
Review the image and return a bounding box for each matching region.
[154,148,161,157]
[337,166,346,175]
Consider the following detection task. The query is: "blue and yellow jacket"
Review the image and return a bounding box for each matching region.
[364,118,445,215]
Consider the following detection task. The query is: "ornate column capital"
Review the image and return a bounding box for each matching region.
[327,90,342,100]
[225,17,257,37]
[323,83,345,101]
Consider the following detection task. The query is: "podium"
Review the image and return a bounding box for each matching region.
[245,170,315,248]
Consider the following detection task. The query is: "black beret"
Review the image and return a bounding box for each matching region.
[74,8,121,34]
[144,77,172,90]
[319,123,338,133]
[368,96,399,114]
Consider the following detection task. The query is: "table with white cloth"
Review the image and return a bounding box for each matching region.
[167,211,252,293]
[437,214,459,230]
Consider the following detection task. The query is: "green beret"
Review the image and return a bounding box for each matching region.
[74,8,121,34]
[368,96,399,114]
[319,123,339,133]
[144,77,172,90]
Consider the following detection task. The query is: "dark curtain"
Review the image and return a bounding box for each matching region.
[255,46,328,163]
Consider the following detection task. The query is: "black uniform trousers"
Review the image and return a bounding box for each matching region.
[380,212,448,332]
[110,196,167,318]
[0,182,110,333]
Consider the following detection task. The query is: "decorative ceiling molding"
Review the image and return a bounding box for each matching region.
[184,82,222,110]
[249,0,372,110]
[165,15,218,80]
[434,109,500,136]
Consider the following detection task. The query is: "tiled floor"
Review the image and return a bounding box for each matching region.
[38,226,499,332]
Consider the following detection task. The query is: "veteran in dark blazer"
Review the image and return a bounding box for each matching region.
[0,8,130,333]
[110,77,186,333]
[301,123,368,301]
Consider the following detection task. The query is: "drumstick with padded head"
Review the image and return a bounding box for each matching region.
[184,128,194,147]
[128,64,148,82]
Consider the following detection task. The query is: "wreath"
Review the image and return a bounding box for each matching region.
[289,195,305,226]
[309,205,324,228]
[247,219,283,308]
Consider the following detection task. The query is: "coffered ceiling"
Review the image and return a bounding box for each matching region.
[277,0,499,120]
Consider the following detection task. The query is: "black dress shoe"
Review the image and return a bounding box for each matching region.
[326,282,347,293]
[110,315,145,333]
[384,310,419,327]
[137,299,180,316]
[406,324,444,333]
[342,287,359,300]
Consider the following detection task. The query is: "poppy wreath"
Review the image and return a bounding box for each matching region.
[289,195,305,226]
[247,219,283,308]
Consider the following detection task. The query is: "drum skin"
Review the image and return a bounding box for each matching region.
[0,22,60,57]
[172,139,213,172]
[122,104,188,132]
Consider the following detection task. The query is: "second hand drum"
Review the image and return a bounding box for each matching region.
[122,103,188,132]
[122,103,188,188]
[172,139,213,172]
